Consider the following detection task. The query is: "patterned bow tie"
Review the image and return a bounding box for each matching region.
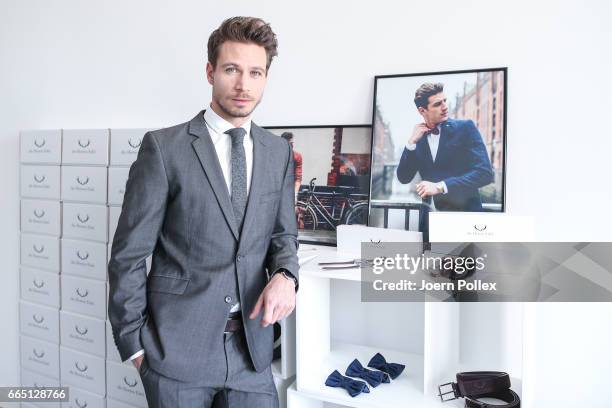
[345,359,390,387]
[367,353,405,380]
[427,126,440,135]
[325,370,370,397]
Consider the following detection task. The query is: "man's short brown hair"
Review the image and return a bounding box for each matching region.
[207,16,278,71]
[414,82,444,109]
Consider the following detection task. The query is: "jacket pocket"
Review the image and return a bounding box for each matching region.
[147,275,189,295]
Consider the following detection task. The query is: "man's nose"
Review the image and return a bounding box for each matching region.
[235,72,250,92]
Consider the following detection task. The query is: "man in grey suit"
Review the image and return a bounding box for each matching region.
[108,17,299,408]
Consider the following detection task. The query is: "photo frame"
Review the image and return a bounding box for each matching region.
[265,125,372,245]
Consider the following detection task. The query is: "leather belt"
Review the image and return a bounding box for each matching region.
[438,371,520,407]
[224,312,242,333]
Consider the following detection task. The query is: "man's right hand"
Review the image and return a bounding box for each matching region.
[132,354,144,371]
[409,123,431,145]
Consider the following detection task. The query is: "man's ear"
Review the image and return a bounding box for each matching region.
[418,106,427,115]
[206,62,214,85]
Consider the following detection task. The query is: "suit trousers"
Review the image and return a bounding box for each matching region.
[138,328,279,408]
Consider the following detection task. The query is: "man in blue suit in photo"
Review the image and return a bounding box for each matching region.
[396,82,494,212]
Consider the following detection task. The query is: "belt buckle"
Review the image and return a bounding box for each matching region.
[437,382,459,402]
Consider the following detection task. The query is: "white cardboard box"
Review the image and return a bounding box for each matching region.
[107,398,143,408]
[61,275,107,320]
[61,238,107,281]
[20,165,61,200]
[21,368,61,408]
[62,203,108,243]
[20,129,62,164]
[20,335,60,379]
[60,346,106,396]
[20,199,62,236]
[106,320,122,362]
[20,233,60,272]
[20,301,60,344]
[110,128,151,166]
[62,129,109,166]
[108,167,130,205]
[61,166,108,204]
[108,206,121,244]
[60,310,106,358]
[106,360,148,408]
[60,385,106,408]
[429,212,536,242]
[21,267,60,308]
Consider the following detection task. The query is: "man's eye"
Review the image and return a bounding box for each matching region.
[251,71,264,77]
[225,67,237,73]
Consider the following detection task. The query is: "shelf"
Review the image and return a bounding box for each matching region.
[299,245,363,281]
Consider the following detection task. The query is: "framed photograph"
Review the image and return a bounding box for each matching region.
[265,125,372,245]
[369,68,507,234]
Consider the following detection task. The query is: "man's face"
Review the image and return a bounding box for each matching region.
[206,41,268,122]
[419,92,449,125]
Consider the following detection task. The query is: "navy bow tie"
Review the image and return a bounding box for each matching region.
[325,370,370,397]
[367,353,405,380]
[345,359,390,387]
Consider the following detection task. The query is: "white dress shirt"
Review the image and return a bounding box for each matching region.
[128,106,254,362]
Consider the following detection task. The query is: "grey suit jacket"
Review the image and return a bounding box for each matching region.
[107,110,299,382]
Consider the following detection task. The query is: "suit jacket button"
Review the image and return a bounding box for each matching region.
[236,255,242,262]
[224,296,233,304]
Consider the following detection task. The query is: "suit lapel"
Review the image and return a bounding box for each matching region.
[189,111,239,241]
[238,124,268,244]
[433,120,455,167]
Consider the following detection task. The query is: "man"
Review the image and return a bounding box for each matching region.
[108,17,298,408]
[396,82,494,212]
[280,132,302,197]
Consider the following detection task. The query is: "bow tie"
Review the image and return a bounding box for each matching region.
[345,359,390,387]
[325,370,370,397]
[427,126,440,135]
[367,353,405,380]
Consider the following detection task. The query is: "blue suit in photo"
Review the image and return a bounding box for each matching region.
[396,118,494,212]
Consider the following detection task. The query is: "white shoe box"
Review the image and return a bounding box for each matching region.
[21,267,60,308]
[106,360,147,408]
[20,129,62,164]
[60,385,106,408]
[20,199,61,236]
[20,165,61,200]
[107,398,142,408]
[61,275,107,320]
[108,167,130,205]
[61,166,108,204]
[20,335,60,379]
[106,320,122,362]
[61,238,107,281]
[20,301,60,343]
[62,203,108,243]
[21,368,61,408]
[108,206,121,244]
[60,310,106,358]
[60,346,106,397]
[110,129,151,166]
[62,129,109,166]
[21,233,60,272]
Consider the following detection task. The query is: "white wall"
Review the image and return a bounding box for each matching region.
[1,0,611,404]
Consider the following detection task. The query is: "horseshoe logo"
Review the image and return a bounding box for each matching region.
[75,361,88,372]
[123,376,138,387]
[78,139,91,148]
[77,214,90,223]
[128,138,142,148]
[76,176,90,185]
[75,325,88,335]
[76,288,89,298]
[33,244,45,253]
[76,250,89,260]
[33,209,45,218]
[33,279,45,288]
[33,175,46,183]
[34,138,46,148]
[474,224,487,231]
[33,348,45,358]
[75,398,88,408]
[32,314,45,324]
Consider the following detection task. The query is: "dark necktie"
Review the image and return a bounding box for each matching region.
[225,127,247,233]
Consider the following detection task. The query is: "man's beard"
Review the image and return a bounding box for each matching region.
[215,95,261,119]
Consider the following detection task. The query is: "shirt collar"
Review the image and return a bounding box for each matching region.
[204,105,252,145]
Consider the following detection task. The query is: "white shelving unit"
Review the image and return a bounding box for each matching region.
[292,244,524,408]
